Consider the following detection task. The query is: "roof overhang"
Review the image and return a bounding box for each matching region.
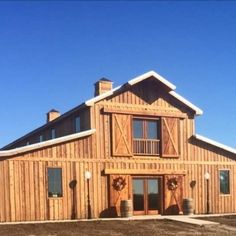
[85,70,203,116]
[170,91,203,115]
[0,129,96,157]
[194,134,236,154]
[127,70,176,90]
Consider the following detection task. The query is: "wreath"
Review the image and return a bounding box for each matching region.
[112,176,126,191]
[167,177,178,190]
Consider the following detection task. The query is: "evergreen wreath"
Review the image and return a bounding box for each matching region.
[167,177,178,190]
[112,176,126,191]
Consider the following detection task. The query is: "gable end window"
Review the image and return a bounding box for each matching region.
[48,168,63,198]
[220,170,230,195]
[75,116,81,133]
[51,128,56,139]
[133,118,160,155]
[39,134,44,142]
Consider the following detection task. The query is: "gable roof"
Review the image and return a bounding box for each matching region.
[85,70,203,115]
[0,129,96,157]
[127,70,176,90]
[1,70,202,150]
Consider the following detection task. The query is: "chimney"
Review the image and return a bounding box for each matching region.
[47,109,60,123]
[94,78,113,96]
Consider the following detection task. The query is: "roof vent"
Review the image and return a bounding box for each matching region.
[47,109,60,123]
[94,78,113,96]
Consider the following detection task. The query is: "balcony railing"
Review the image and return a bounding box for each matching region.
[133,139,160,155]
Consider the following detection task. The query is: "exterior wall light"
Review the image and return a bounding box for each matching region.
[85,170,92,219]
[85,170,92,180]
[204,172,210,214]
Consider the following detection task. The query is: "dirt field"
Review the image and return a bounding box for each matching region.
[0,219,235,236]
[198,215,236,228]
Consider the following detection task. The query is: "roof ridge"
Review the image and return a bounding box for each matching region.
[85,70,203,115]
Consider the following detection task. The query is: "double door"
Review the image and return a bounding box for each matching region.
[132,177,163,215]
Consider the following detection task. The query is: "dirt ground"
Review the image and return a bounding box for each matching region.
[198,215,236,227]
[0,219,236,236]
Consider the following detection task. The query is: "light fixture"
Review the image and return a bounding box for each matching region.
[204,171,210,214]
[204,172,210,180]
[85,170,92,219]
[85,170,92,180]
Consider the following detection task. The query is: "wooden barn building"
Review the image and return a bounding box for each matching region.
[0,71,235,222]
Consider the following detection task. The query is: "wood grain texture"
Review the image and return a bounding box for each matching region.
[0,78,235,222]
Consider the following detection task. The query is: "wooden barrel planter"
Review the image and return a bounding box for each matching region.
[183,198,194,215]
[120,200,133,217]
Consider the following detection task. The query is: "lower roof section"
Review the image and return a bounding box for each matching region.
[0,129,96,157]
[194,134,236,155]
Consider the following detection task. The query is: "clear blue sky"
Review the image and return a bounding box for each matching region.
[0,1,236,148]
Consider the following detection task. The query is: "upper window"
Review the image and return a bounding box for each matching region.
[51,128,56,139]
[48,168,63,198]
[75,116,81,133]
[220,170,230,194]
[39,134,44,142]
[133,118,160,155]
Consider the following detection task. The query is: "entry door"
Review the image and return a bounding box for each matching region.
[132,177,162,215]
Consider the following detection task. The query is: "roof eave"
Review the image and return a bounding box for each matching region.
[194,134,236,154]
[85,85,122,106]
[169,91,203,116]
[0,129,96,157]
[1,102,88,150]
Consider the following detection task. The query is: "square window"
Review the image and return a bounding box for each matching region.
[220,170,230,194]
[48,168,63,198]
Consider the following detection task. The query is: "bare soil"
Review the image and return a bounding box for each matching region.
[197,215,236,227]
[0,219,235,236]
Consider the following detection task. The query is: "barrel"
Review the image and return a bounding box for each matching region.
[183,198,194,215]
[120,199,133,217]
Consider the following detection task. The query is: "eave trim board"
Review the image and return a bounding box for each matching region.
[194,134,236,155]
[0,129,96,157]
[127,70,176,90]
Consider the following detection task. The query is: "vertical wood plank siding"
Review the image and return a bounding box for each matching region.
[0,79,235,222]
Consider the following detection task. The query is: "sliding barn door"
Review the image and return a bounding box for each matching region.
[161,117,179,157]
[112,114,132,156]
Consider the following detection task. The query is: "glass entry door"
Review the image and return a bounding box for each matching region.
[132,177,162,215]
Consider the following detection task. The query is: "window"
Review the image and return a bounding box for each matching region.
[220,170,230,194]
[51,128,56,139]
[48,168,62,198]
[75,116,81,133]
[133,118,160,155]
[39,134,43,142]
